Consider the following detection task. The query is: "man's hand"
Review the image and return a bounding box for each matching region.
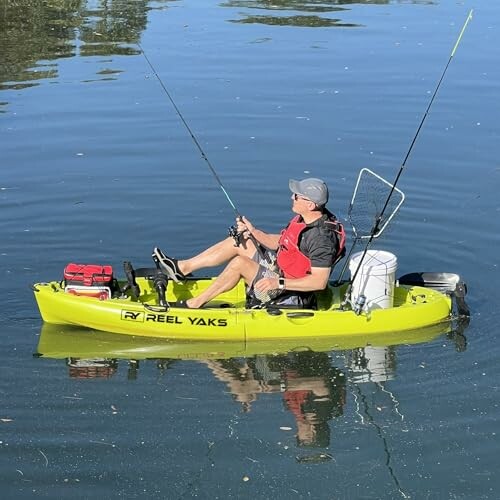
[236,216,256,240]
[254,277,279,293]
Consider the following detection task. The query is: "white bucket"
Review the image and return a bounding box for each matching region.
[349,250,398,312]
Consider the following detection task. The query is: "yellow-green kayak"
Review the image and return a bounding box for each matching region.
[33,272,465,341]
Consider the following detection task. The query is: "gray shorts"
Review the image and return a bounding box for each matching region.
[247,249,317,310]
[249,249,282,303]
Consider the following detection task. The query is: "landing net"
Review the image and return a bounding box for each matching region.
[348,168,405,240]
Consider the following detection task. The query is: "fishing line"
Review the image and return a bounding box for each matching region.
[137,42,270,260]
[344,9,473,305]
[137,41,239,216]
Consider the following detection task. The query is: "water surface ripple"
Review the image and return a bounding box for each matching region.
[1,0,498,498]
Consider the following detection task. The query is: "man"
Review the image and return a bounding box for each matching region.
[153,178,345,309]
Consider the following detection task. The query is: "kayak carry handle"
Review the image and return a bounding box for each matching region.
[286,312,315,319]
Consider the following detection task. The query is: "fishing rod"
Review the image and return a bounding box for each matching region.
[138,42,238,216]
[343,9,473,309]
[137,42,266,256]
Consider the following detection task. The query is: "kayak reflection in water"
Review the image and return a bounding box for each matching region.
[202,351,346,449]
[153,178,345,309]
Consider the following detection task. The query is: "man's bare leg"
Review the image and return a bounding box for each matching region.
[186,255,259,309]
[177,237,257,276]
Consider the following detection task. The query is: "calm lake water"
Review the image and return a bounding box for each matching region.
[1,0,499,498]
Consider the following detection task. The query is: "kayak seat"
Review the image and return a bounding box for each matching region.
[246,290,318,310]
[315,286,334,311]
[134,267,166,280]
[204,301,234,309]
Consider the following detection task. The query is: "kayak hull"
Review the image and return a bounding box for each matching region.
[33,277,453,341]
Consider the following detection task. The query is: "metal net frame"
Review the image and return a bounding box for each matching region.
[348,168,405,240]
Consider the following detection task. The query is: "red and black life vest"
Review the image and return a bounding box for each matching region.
[276,213,346,279]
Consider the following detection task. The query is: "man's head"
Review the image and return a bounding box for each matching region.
[289,178,329,210]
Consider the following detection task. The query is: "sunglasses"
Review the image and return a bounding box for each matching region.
[293,193,311,202]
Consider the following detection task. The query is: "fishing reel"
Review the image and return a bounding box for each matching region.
[341,294,367,316]
[228,223,274,268]
[228,224,245,247]
[340,283,366,315]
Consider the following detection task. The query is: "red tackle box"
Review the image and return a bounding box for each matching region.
[63,263,114,299]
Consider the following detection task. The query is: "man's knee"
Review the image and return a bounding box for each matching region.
[229,255,258,277]
[229,255,249,269]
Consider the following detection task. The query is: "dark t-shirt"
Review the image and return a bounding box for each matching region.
[298,213,339,268]
[248,213,340,307]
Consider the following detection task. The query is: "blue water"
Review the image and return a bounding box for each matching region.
[1,0,499,498]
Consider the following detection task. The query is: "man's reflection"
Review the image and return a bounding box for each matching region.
[203,351,346,448]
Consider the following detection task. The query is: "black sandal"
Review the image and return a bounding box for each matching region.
[152,247,186,283]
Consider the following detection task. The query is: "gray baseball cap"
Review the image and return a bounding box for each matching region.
[289,178,329,206]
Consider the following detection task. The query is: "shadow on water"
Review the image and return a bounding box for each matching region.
[221,0,436,28]
[0,0,174,91]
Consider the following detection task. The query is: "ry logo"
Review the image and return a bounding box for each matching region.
[121,310,144,322]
